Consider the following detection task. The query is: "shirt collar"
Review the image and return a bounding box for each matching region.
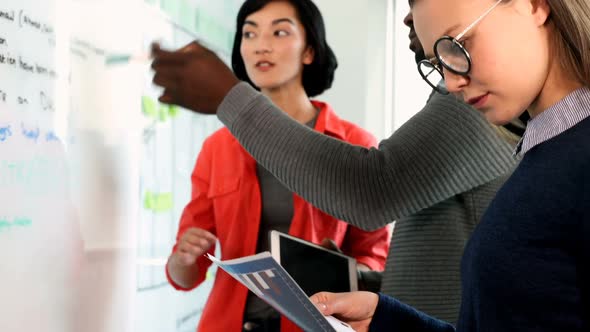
[310,100,346,140]
[516,86,590,156]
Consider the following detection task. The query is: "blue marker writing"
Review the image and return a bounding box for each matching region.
[21,123,40,143]
[45,131,59,142]
[0,125,11,142]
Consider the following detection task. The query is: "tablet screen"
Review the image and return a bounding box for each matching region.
[270,231,357,296]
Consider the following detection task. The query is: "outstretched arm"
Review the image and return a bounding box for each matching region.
[217,83,515,230]
[151,42,516,231]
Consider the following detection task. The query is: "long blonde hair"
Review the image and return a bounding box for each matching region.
[492,0,590,144]
[546,0,590,87]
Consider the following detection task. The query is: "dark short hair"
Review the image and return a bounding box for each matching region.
[231,0,338,97]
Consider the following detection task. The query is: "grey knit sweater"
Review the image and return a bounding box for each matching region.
[217,82,517,324]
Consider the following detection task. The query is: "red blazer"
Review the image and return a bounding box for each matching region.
[167,100,392,332]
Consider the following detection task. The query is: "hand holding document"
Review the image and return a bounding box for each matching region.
[206,252,355,332]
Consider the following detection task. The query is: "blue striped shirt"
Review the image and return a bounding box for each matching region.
[518,86,590,155]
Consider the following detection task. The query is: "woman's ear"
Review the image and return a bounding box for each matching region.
[531,0,551,26]
[303,45,315,65]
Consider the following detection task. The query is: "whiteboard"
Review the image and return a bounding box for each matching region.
[0,0,242,331]
[0,1,81,331]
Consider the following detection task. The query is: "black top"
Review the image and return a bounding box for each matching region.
[244,114,318,321]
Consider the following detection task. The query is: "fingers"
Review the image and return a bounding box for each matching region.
[151,45,189,65]
[151,41,202,54]
[149,40,236,114]
[327,293,360,317]
[177,251,197,265]
[151,59,186,77]
[175,228,217,264]
[311,292,336,315]
[158,91,174,104]
[152,72,180,91]
[321,238,342,253]
[180,41,209,53]
[152,69,183,105]
[183,228,217,246]
[177,241,203,258]
[151,41,210,65]
[311,292,378,319]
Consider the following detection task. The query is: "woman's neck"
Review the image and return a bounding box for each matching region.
[262,84,317,124]
[528,51,584,118]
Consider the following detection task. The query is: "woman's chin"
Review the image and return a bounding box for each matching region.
[251,79,281,91]
[482,109,517,126]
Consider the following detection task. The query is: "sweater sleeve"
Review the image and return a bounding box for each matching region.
[218,82,515,230]
[369,293,456,332]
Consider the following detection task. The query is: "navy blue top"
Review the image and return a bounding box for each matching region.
[370,89,590,331]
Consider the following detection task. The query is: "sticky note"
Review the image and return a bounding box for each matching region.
[144,191,173,213]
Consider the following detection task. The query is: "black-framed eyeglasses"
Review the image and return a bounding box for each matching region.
[417,0,503,94]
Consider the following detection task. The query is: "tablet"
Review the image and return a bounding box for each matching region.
[269,231,357,296]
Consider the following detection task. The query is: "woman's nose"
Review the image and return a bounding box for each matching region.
[443,68,469,94]
[254,35,273,54]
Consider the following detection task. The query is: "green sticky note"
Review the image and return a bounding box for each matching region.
[13,218,32,227]
[142,96,158,118]
[155,104,179,122]
[105,55,132,65]
[168,105,179,118]
[153,193,173,212]
[142,95,180,122]
[144,191,173,213]
[158,104,169,122]
[144,191,154,209]
[0,220,12,232]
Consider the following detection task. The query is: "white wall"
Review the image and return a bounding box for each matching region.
[314,0,390,140]
[392,0,431,129]
[313,0,432,140]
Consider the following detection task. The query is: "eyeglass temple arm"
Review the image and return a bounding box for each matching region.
[456,0,503,40]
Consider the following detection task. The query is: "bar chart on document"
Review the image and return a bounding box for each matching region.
[208,253,356,332]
